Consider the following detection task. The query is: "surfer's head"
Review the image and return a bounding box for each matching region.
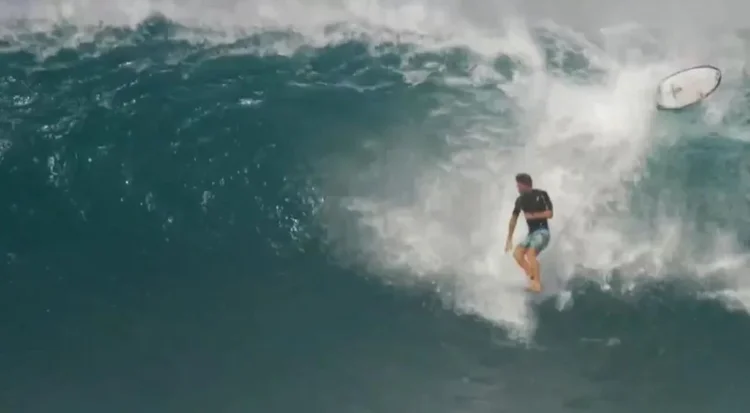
[515,173,533,193]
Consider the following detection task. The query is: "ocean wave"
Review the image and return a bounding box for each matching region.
[0,12,749,340]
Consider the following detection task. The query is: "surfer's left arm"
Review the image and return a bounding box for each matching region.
[525,191,553,219]
[526,210,552,219]
[505,198,522,251]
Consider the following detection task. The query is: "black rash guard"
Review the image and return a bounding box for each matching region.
[512,189,553,232]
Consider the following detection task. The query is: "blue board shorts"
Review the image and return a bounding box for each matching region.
[518,229,550,253]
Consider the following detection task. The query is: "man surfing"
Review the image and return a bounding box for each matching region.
[504,173,553,293]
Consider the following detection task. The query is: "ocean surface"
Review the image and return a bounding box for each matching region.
[3,2,750,412]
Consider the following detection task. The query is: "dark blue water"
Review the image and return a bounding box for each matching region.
[2,18,750,413]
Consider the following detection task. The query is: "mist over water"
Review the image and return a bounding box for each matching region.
[2,0,750,412]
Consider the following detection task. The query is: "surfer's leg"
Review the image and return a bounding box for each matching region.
[524,230,550,293]
[525,249,542,293]
[512,245,532,279]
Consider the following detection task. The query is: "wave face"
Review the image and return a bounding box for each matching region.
[3,1,750,412]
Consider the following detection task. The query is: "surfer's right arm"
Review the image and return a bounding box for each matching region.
[505,198,521,252]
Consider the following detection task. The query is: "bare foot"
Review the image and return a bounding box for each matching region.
[527,280,542,293]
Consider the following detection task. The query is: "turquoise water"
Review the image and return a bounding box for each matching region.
[2,11,750,413]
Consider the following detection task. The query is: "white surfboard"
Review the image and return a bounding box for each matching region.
[655,65,722,110]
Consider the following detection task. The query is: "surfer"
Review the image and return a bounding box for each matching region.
[504,173,553,293]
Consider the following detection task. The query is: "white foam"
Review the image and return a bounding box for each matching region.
[314,18,750,338]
